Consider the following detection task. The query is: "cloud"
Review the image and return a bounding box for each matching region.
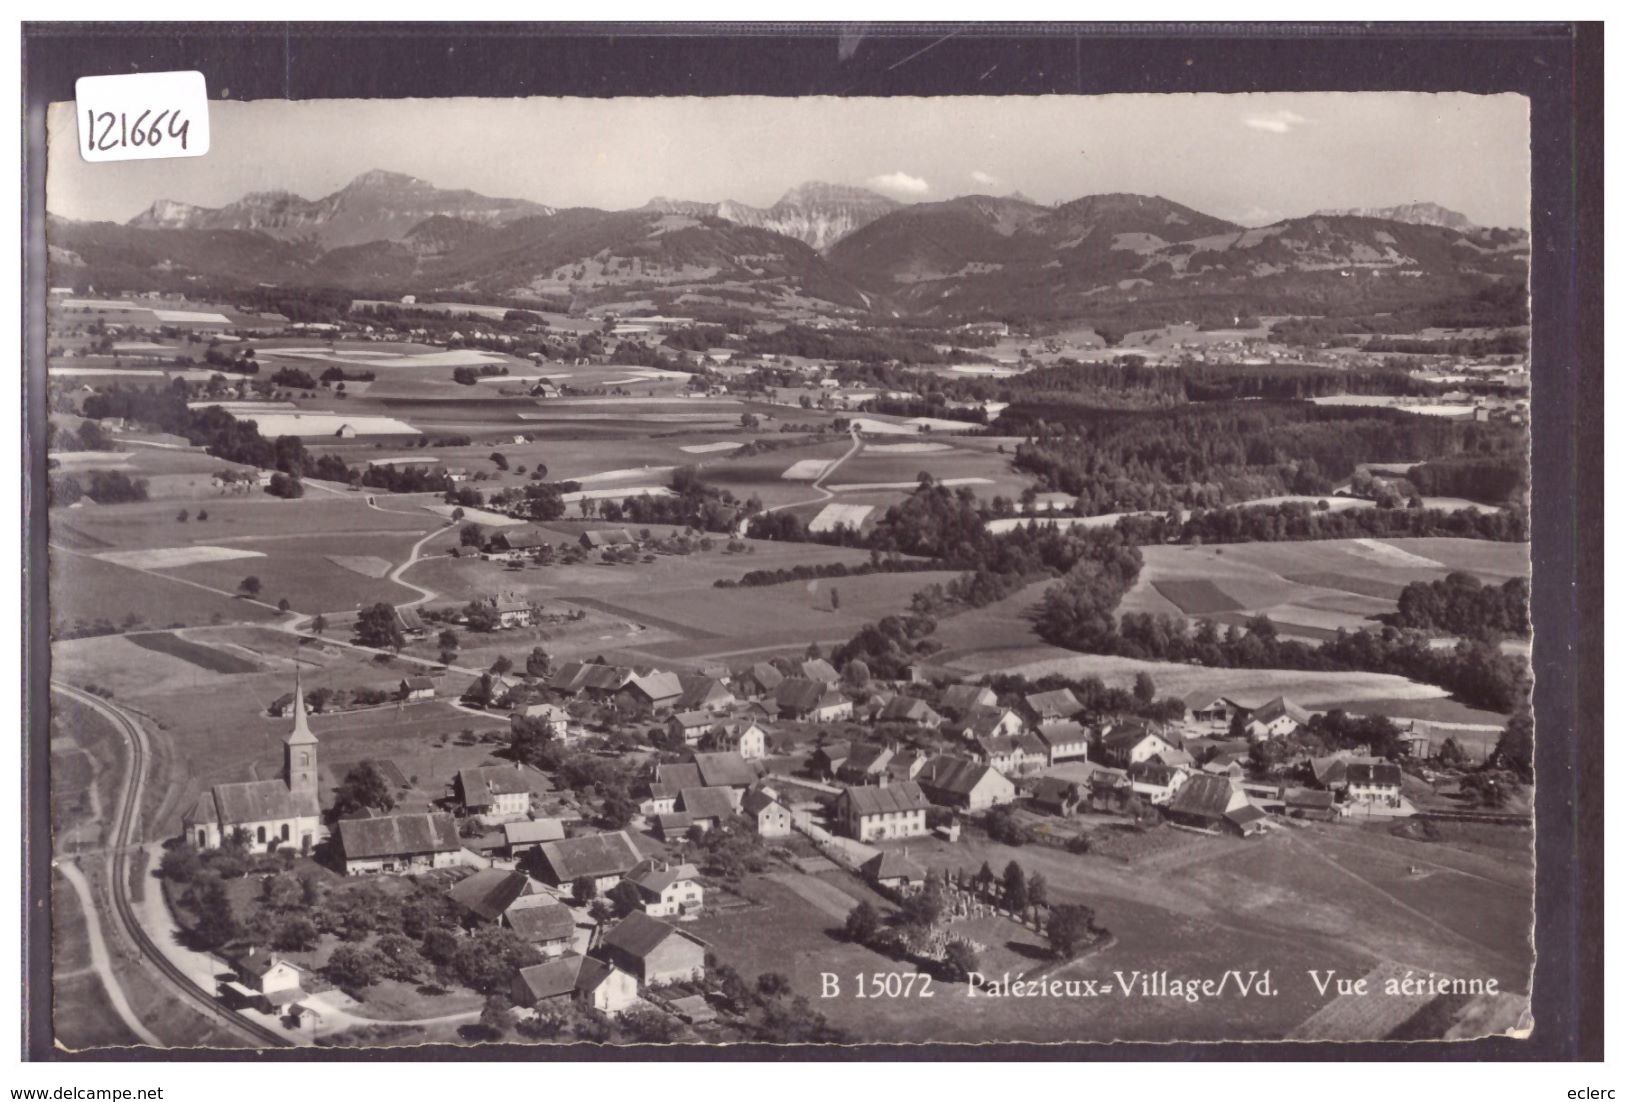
[867,171,930,197]
[970,169,1002,189]
[1243,109,1310,134]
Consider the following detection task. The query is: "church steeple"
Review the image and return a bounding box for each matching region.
[283,672,318,800]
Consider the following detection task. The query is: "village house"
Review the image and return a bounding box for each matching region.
[837,743,895,785]
[579,528,635,550]
[971,733,1049,777]
[1036,720,1091,765]
[220,948,310,1016]
[490,526,551,562]
[1241,696,1313,741]
[503,896,579,956]
[792,657,841,685]
[453,764,534,825]
[621,858,704,917]
[512,955,638,1017]
[675,674,735,713]
[1346,762,1404,808]
[915,755,1016,812]
[617,670,685,715]
[399,675,438,702]
[732,662,784,699]
[1098,722,1180,769]
[691,751,759,790]
[1163,774,1257,835]
[957,706,1026,743]
[491,595,535,629]
[833,781,930,842]
[676,786,738,831]
[502,818,565,857]
[1022,688,1082,725]
[706,721,767,761]
[1282,787,1340,821]
[774,678,852,722]
[512,702,570,740]
[533,830,644,893]
[667,710,715,747]
[547,661,635,700]
[184,680,323,854]
[1183,692,1244,731]
[598,912,708,987]
[809,741,851,780]
[885,748,927,784]
[336,811,462,875]
[740,785,794,837]
[392,605,427,639]
[446,868,534,928]
[862,849,928,894]
[652,812,693,842]
[940,684,999,714]
[1029,777,1085,817]
[1127,760,1192,806]
[877,696,944,728]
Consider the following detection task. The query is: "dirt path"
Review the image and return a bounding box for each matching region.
[55,861,163,1047]
[741,425,864,531]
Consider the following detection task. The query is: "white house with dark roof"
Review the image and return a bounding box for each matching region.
[621,858,704,917]
[534,830,643,893]
[511,955,638,1016]
[832,781,930,842]
[453,764,534,825]
[337,811,462,875]
[183,679,323,854]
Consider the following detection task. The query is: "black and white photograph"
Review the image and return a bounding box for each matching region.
[20,22,1601,1067]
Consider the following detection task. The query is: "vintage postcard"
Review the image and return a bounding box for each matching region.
[39,86,1539,1052]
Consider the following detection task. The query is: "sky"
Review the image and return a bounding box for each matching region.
[46,92,1531,229]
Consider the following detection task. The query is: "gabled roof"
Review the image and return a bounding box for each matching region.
[879,696,939,724]
[402,675,436,692]
[1347,762,1403,787]
[654,812,693,833]
[211,780,320,826]
[676,675,732,711]
[503,819,565,846]
[1036,719,1089,747]
[499,526,551,550]
[941,684,997,712]
[1248,696,1313,726]
[862,849,927,883]
[393,606,426,632]
[739,786,787,818]
[537,831,642,882]
[1166,774,1236,821]
[677,786,736,821]
[447,868,531,923]
[626,858,700,894]
[839,781,929,817]
[810,740,851,765]
[774,677,829,712]
[547,661,633,694]
[916,755,1002,799]
[693,751,756,788]
[1226,804,1269,828]
[457,765,532,806]
[796,658,840,684]
[626,671,683,703]
[505,899,576,943]
[1284,787,1336,810]
[514,954,611,1001]
[600,911,705,961]
[580,528,635,546]
[1024,689,1081,718]
[842,743,894,775]
[1030,776,1084,805]
[1103,721,1160,749]
[739,662,784,692]
[338,812,460,860]
[669,710,714,729]
[654,763,704,791]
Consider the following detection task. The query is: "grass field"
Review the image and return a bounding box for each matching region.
[125,631,264,674]
[50,551,281,635]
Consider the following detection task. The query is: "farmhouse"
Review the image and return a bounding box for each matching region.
[491,596,535,630]
[1282,787,1339,821]
[958,707,1026,742]
[534,830,644,893]
[675,674,735,713]
[833,781,930,842]
[392,605,427,638]
[491,526,551,561]
[619,670,684,714]
[547,661,635,700]
[502,818,566,855]
[1163,774,1255,834]
[1346,762,1404,808]
[512,955,638,1016]
[512,702,570,740]
[337,812,461,875]
[941,684,998,714]
[677,786,739,831]
[733,662,784,698]
[579,528,635,550]
[1184,692,1244,730]
[809,741,851,779]
[886,748,927,783]
[740,786,794,837]
[837,743,895,785]
[970,733,1048,777]
[1022,689,1082,724]
[1099,722,1179,769]
[652,812,693,841]
[453,765,534,824]
[503,897,581,956]
[1241,696,1313,740]
[915,755,1016,812]
[183,681,323,854]
[1036,720,1091,765]
[692,751,759,790]
[653,762,704,792]
[667,710,715,746]
[775,678,852,722]
[621,858,704,917]
[1127,760,1191,806]
[793,657,841,684]
[862,849,929,893]
[877,696,944,728]
[446,868,534,927]
[598,912,708,987]
[706,721,767,760]
[1030,777,1085,817]
[399,675,438,702]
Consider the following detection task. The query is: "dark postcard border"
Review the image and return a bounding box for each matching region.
[21,21,1602,1063]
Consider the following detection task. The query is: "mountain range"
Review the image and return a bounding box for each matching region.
[51,171,1528,324]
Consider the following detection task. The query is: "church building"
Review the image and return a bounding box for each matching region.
[184,680,324,853]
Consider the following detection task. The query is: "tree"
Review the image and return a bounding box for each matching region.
[526,646,551,678]
[756,972,793,1000]
[196,509,208,521]
[572,876,598,906]
[354,602,406,650]
[1045,903,1101,960]
[843,658,871,687]
[332,761,397,817]
[266,471,304,499]
[176,508,189,523]
[325,944,383,989]
[1133,671,1156,705]
[460,523,486,549]
[830,587,841,611]
[940,941,979,983]
[618,1006,684,1043]
[843,900,880,944]
[277,597,292,612]
[159,841,202,883]
[463,601,500,633]
[1002,861,1028,916]
[1026,872,1049,924]
[310,613,327,635]
[975,861,995,896]
[491,655,514,676]
[1493,708,1533,779]
[238,575,262,598]
[478,994,513,1038]
[274,916,319,951]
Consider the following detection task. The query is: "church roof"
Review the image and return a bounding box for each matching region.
[210,780,320,826]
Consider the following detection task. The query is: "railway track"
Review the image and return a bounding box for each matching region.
[53,682,297,1050]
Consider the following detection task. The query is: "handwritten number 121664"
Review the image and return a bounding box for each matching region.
[83,109,192,154]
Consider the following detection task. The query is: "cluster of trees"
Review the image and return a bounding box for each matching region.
[1406,455,1528,505]
[831,613,941,681]
[48,468,150,506]
[1391,573,1530,638]
[1107,500,1530,546]
[712,554,936,590]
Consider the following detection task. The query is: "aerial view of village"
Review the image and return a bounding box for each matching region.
[40,92,1536,1050]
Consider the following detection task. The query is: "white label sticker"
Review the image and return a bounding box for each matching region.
[75,70,210,163]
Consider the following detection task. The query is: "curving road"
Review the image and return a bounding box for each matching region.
[52,682,296,1049]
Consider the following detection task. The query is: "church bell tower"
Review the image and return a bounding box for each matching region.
[283,674,319,801]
